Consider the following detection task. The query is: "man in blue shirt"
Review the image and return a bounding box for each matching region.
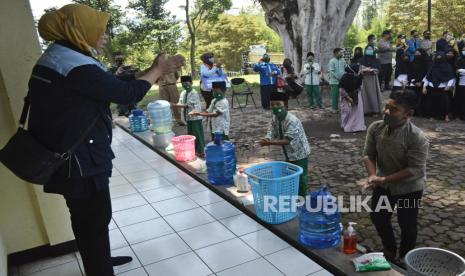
[407,30,421,62]
[253,53,280,109]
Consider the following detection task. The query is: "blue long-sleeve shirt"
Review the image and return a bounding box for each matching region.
[253,62,280,86]
[407,38,421,62]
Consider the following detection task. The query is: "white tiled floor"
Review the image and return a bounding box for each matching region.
[10,127,332,276]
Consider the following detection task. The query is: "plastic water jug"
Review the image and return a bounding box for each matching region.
[129,109,148,132]
[300,185,342,249]
[147,100,172,134]
[205,132,236,185]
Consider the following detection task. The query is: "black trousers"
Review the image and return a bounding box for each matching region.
[379,63,393,90]
[260,85,276,109]
[65,186,113,276]
[200,89,214,110]
[370,187,423,258]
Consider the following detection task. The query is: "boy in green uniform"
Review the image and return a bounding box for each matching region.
[302,52,322,109]
[256,92,311,197]
[172,76,205,157]
[190,81,230,141]
[328,48,347,112]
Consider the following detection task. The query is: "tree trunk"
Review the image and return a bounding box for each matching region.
[258,0,361,75]
[185,0,197,78]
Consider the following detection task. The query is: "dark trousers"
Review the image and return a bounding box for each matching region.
[370,187,423,258]
[200,89,214,110]
[65,187,113,276]
[424,87,449,119]
[380,63,393,90]
[260,85,275,109]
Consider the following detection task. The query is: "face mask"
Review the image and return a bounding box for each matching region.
[365,50,374,56]
[213,91,224,100]
[263,58,270,63]
[182,83,192,91]
[383,114,406,128]
[307,57,314,62]
[401,39,406,43]
[272,106,287,120]
[462,51,465,57]
[208,57,214,64]
[115,58,124,66]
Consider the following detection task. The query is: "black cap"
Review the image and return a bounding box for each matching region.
[212,81,226,91]
[180,76,192,82]
[270,91,287,102]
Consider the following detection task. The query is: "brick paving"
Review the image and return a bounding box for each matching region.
[167,86,465,258]
[165,85,465,257]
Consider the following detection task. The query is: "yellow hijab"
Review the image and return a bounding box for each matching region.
[38,4,110,54]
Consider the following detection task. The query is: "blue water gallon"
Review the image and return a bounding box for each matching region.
[129,109,148,132]
[300,186,342,249]
[205,132,236,185]
[147,100,172,134]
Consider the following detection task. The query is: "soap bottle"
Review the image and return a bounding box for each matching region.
[343,222,357,254]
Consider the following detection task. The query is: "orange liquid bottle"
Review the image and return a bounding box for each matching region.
[343,222,357,254]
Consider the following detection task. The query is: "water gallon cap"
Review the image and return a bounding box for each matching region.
[214,131,223,145]
[131,109,144,116]
[347,222,357,234]
[148,100,171,109]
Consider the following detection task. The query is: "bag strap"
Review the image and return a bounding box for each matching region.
[18,96,31,128]
[66,114,100,155]
[18,95,101,158]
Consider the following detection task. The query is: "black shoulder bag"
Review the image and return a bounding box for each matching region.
[0,96,100,185]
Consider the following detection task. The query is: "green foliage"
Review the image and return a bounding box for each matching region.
[184,13,283,72]
[386,0,465,38]
[344,17,388,49]
[111,0,181,69]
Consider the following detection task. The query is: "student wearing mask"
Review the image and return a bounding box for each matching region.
[363,90,429,265]
[446,50,459,118]
[436,31,453,53]
[191,81,230,140]
[328,48,347,113]
[422,52,456,121]
[254,53,281,109]
[407,30,421,62]
[339,61,366,132]
[393,54,411,91]
[256,91,311,197]
[200,52,225,109]
[302,52,322,109]
[353,47,364,63]
[409,49,431,116]
[378,30,395,91]
[359,46,383,115]
[367,34,377,50]
[172,76,205,156]
[420,31,433,56]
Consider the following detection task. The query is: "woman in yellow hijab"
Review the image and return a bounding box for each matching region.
[29,4,185,276]
[38,3,110,54]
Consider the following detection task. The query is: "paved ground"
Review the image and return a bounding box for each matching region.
[167,86,465,258]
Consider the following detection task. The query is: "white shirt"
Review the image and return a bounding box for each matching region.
[458,69,465,86]
[393,74,409,87]
[302,62,321,85]
[423,77,456,88]
[207,98,230,135]
[178,89,202,122]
